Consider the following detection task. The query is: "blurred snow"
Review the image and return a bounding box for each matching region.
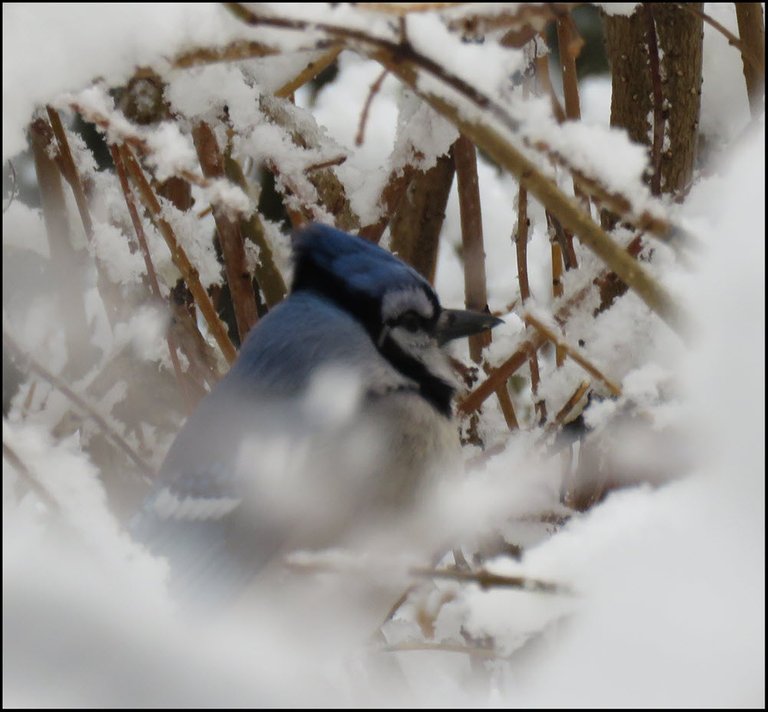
[3,3,765,708]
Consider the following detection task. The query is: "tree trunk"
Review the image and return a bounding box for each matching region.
[602,4,703,200]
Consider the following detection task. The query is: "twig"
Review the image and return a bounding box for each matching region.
[192,121,259,342]
[529,343,546,423]
[409,566,570,595]
[550,239,565,367]
[459,329,547,415]
[3,331,154,481]
[110,144,197,414]
[172,39,277,69]
[459,251,625,416]
[453,134,518,430]
[549,380,590,431]
[446,3,573,36]
[46,107,95,241]
[222,153,287,307]
[549,212,578,270]
[224,4,690,339]
[70,100,244,201]
[304,156,347,172]
[524,312,622,397]
[556,14,583,121]
[119,144,238,364]
[227,4,672,238]
[355,68,389,146]
[453,135,490,363]
[276,45,343,98]
[259,95,359,232]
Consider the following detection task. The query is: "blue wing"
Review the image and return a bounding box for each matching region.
[131,291,398,603]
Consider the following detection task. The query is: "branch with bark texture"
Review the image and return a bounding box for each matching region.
[224,3,690,340]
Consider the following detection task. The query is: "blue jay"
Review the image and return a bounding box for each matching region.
[132,223,501,603]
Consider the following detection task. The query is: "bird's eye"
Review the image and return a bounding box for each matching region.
[395,311,423,333]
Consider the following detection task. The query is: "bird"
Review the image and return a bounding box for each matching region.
[131,223,502,607]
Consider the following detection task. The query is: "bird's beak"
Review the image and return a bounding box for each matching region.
[436,309,504,345]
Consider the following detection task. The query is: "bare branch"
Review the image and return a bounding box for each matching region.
[110,144,198,413]
[524,312,622,397]
[119,144,238,365]
[192,121,259,342]
[3,331,154,480]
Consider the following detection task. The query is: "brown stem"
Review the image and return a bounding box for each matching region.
[223,153,287,307]
[549,212,578,270]
[305,156,347,172]
[453,134,490,362]
[172,39,277,69]
[459,329,548,415]
[119,144,238,364]
[110,144,197,414]
[493,383,519,430]
[373,69,688,337]
[409,565,570,594]
[355,68,389,146]
[515,185,531,303]
[524,312,622,397]
[550,232,565,366]
[529,345,546,424]
[556,14,582,120]
[192,121,259,342]
[225,3,689,339]
[550,380,590,430]
[259,95,359,232]
[45,107,95,241]
[459,241,634,416]
[275,45,343,98]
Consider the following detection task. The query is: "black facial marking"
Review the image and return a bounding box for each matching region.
[377,335,454,418]
[292,246,453,417]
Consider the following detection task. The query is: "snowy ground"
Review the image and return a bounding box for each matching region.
[3,4,764,707]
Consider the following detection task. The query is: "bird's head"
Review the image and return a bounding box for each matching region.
[291,224,502,416]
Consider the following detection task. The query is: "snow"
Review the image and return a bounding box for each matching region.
[700,3,753,146]
[2,4,242,160]
[3,3,764,708]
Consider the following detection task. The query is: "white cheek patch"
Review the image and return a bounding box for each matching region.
[381,287,435,322]
[389,327,459,388]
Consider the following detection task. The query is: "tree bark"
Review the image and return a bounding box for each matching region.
[602,4,703,200]
[389,151,455,284]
